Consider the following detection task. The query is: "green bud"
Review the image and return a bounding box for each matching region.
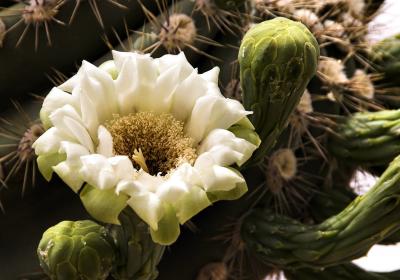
[371,34,400,87]
[37,220,116,280]
[239,17,319,165]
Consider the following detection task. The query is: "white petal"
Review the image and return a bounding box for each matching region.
[127,191,163,230]
[96,125,113,157]
[53,162,84,192]
[58,72,79,93]
[64,116,94,153]
[33,127,71,155]
[200,67,223,97]
[52,141,89,192]
[200,66,219,83]
[194,153,245,192]
[156,164,200,203]
[49,105,94,152]
[79,154,117,190]
[197,129,258,167]
[114,52,158,114]
[40,88,76,124]
[78,87,99,138]
[59,141,90,161]
[157,52,194,81]
[170,69,208,121]
[156,163,211,223]
[108,156,136,181]
[78,61,119,123]
[117,170,164,195]
[185,95,251,143]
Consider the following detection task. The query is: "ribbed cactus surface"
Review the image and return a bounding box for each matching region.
[1,0,400,279]
[239,17,320,165]
[37,220,116,280]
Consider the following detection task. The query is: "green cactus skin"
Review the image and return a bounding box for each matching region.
[329,109,400,166]
[285,263,400,280]
[309,185,400,245]
[309,186,356,224]
[108,209,165,280]
[37,220,116,280]
[239,17,319,166]
[242,154,400,269]
[371,34,400,87]
[0,0,162,107]
[1,2,397,279]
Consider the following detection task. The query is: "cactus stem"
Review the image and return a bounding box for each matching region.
[45,67,68,86]
[136,2,223,61]
[69,0,127,27]
[317,57,381,111]
[216,218,249,280]
[0,101,44,203]
[261,148,317,215]
[217,213,272,280]
[194,0,243,35]
[287,89,326,154]
[3,0,66,49]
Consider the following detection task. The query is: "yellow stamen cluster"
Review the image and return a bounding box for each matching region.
[106,112,197,175]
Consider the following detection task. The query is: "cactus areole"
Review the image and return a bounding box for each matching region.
[239,17,320,164]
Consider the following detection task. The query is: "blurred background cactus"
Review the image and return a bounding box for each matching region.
[2,0,400,279]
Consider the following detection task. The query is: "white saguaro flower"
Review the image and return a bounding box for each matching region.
[33,51,260,245]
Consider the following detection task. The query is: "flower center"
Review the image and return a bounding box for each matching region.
[106,112,197,175]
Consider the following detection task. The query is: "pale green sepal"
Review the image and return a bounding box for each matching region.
[175,186,212,224]
[80,184,128,225]
[236,117,255,130]
[99,60,119,80]
[207,168,248,203]
[37,153,66,181]
[150,204,180,245]
[53,162,84,193]
[229,125,261,147]
[39,108,52,130]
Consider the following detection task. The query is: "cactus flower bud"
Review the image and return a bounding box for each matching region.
[37,220,116,280]
[239,17,319,165]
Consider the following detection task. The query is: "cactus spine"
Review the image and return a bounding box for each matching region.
[1,0,400,279]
